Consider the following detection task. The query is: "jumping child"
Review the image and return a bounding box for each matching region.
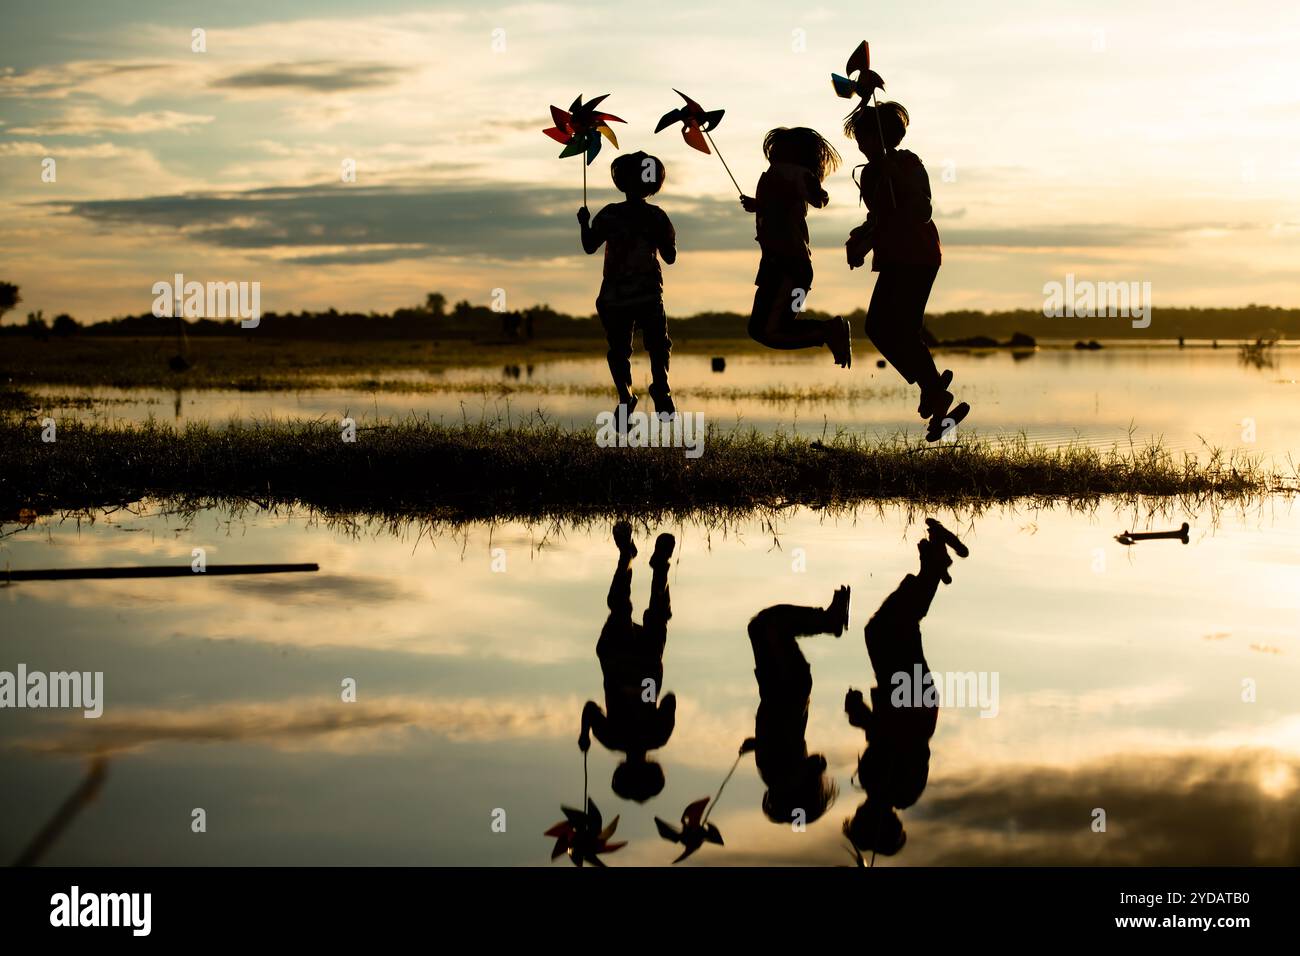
[740,127,853,367]
[843,101,969,441]
[578,151,677,420]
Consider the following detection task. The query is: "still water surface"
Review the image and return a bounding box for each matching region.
[3,498,1297,865]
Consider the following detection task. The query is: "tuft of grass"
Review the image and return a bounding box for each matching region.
[0,414,1282,523]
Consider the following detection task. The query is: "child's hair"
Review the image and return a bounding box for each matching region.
[611,758,666,802]
[843,101,910,150]
[762,127,841,182]
[760,755,838,824]
[844,802,907,856]
[610,150,666,198]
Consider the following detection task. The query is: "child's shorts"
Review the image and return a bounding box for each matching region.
[754,254,813,291]
[752,255,814,325]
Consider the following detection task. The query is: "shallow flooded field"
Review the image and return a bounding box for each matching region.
[26,345,1300,464]
[3,496,1297,865]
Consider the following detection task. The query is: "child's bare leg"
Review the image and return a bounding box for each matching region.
[748,279,829,350]
[642,533,674,632]
[607,522,636,617]
[865,271,942,392]
[642,304,674,413]
[599,303,636,403]
[748,599,844,642]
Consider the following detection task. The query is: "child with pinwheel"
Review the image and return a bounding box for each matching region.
[577,151,677,421]
[843,101,969,441]
[740,127,853,368]
[578,522,677,802]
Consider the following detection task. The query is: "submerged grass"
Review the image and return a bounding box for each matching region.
[0,414,1282,523]
[5,379,906,407]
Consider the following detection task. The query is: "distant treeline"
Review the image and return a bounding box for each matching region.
[2,285,1295,342]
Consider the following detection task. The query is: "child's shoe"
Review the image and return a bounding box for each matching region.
[614,394,638,432]
[650,532,676,569]
[613,520,637,557]
[827,584,851,637]
[925,518,969,558]
[649,384,676,419]
[918,536,955,584]
[925,401,970,442]
[828,316,853,368]
[917,370,954,419]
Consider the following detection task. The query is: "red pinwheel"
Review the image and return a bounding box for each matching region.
[653,88,741,196]
[654,797,724,863]
[654,89,724,154]
[831,41,885,101]
[545,798,626,867]
[543,93,625,204]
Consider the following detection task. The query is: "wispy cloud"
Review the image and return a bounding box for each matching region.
[8,107,214,136]
[211,60,410,94]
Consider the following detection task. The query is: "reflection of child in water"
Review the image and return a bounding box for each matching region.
[844,520,966,857]
[743,586,850,826]
[579,522,676,802]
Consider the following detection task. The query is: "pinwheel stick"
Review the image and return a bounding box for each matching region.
[870,92,897,207]
[703,130,742,197]
[701,748,748,825]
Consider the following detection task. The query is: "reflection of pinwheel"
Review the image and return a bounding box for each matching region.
[655,798,724,863]
[654,739,752,863]
[542,93,626,203]
[545,799,626,867]
[653,89,741,196]
[831,41,885,101]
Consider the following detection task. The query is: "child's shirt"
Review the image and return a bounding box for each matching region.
[852,149,942,271]
[857,682,937,810]
[754,161,828,262]
[587,691,676,753]
[591,200,675,305]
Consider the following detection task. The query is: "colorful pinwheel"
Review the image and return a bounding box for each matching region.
[655,89,724,154]
[544,799,627,867]
[655,797,724,863]
[832,41,886,101]
[653,88,741,196]
[542,93,625,204]
[833,40,895,205]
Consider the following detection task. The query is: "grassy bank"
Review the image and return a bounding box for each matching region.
[0,416,1278,522]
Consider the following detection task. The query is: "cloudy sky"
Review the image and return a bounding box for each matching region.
[2,0,1298,322]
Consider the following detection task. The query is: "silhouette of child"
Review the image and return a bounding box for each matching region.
[843,102,968,441]
[579,522,677,802]
[742,586,850,826]
[740,127,852,367]
[578,152,677,420]
[843,519,966,858]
